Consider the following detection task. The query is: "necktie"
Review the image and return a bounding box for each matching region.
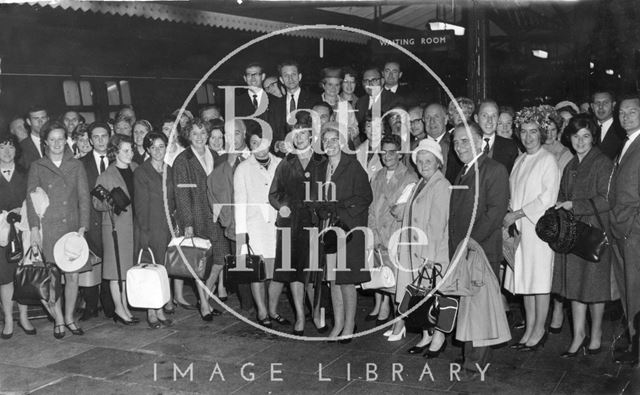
[252,94,258,109]
[483,138,491,155]
[289,94,296,113]
[99,155,106,173]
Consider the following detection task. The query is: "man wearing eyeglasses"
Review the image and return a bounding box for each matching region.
[230,62,275,141]
[355,67,402,127]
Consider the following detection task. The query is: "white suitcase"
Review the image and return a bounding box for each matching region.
[126,248,171,309]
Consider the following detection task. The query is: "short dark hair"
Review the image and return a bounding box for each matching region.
[312,101,334,117]
[0,133,22,160]
[109,133,133,154]
[499,106,515,119]
[362,66,381,77]
[198,105,221,119]
[380,134,401,150]
[87,122,112,139]
[208,118,224,132]
[341,66,357,80]
[71,123,90,141]
[277,60,300,75]
[455,120,483,140]
[27,105,47,117]
[618,92,640,106]
[143,132,168,153]
[590,90,616,103]
[565,114,600,145]
[244,62,263,75]
[476,99,499,115]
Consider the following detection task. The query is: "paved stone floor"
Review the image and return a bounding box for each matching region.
[0,290,638,394]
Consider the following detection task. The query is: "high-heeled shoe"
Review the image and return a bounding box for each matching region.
[365,313,378,322]
[65,321,85,336]
[387,326,406,342]
[147,318,162,329]
[158,318,174,327]
[113,314,135,326]
[256,316,272,328]
[549,325,563,334]
[293,328,304,336]
[586,346,602,355]
[18,322,36,335]
[315,325,329,334]
[424,340,447,358]
[509,342,527,350]
[560,337,589,358]
[376,317,391,326]
[175,300,198,310]
[338,326,357,344]
[521,332,548,352]
[407,344,430,354]
[1,329,13,339]
[383,329,393,337]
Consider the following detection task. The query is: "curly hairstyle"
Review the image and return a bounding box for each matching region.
[514,105,559,143]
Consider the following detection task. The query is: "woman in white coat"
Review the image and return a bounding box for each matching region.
[503,108,560,351]
[234,133,288,329]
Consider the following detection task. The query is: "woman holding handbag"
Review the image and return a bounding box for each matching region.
[393,139,451,355]
[27,121,91,338]
[552,115,613,356]
[367,134,417,327]
[134,132,174,328]
[0,134,35,339]
[93,134,139,325]
[318,123,373,341]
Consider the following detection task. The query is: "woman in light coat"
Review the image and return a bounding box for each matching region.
[235,133,286,328]
[504,108,560,351]
[367,134,417,326]
[27,121,90,338]
[94,134,138,325]
[393,138,450,356]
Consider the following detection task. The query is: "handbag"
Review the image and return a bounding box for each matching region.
[13,247,62,307]
[127,248,171,308]
[164,237,213,279]
[361,249,396,290]
[224,239,266,284]
[570,199,609,262]
[6,221,23,264]
[398,262,441,330]
[433,294,459,333]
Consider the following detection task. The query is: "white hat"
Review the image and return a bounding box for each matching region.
[53,232,89,272]
[555,100,579,114]
[411,138,444,165]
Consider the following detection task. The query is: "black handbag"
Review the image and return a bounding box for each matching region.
[6,221,23,264]
[13,247,62,306]
[164,237,213,279]
[433,294,459,333]
[224,240,266,284]
[398,262,441,330]
[571,199,609,262]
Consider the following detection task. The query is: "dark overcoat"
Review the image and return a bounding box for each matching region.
[0,165,27,284]
[552,147,613,302]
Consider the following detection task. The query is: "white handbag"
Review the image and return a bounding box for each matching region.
[361,249,396,290]
[126,248,171,309]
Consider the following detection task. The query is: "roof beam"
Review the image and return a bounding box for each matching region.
[379,5,409,20]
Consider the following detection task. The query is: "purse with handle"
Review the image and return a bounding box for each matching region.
[570,199,609,262]
[13,247,62,307]
[360,249,396,290]
[224,235,266,284]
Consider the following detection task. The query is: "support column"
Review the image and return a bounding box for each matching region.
[466,0,488,101]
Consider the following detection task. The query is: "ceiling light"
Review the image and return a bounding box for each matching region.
[532,50,548,59]
[605,69,614,75]
[589,62,594,69]
[428,20,465,36]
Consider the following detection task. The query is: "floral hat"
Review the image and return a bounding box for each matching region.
[514,104,559,133]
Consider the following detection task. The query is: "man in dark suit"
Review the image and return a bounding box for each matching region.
[19,106,49,170]
[474,99,519,174]
[592,90,626,160]
[355,67,403,128]
[449,121,510,372]
[382,61,409,105]
[609,94,640,366]
[229,63,275,139]
[269,60,315,156]
[78,123,115,320]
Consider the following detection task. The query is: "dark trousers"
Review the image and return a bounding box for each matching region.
[463,341,492,371]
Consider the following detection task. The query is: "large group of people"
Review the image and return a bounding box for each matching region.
[1,58,639,370]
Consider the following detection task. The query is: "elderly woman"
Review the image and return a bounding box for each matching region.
[27,121,90,338]
[270,115,328,334]
[173,118,225,320]
[318,123,372,341]
[71,124,92,159]
[94,134,138,325]
[133,132,174,328]
[393,139,451,355]
[552,115,613,356]
[367,135,417,327]
[132,120,152,165]
[504,107,560,351]
[0,135,35,338]
[235,133,288,328]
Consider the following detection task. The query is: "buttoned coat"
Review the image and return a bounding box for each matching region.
[27,151,90,263]
[395,170,451,304]
[234,154,281,259]
[449,154,510,269]
[316,154,373,285]
[552,147,612,302]
[504,148,559,294]
[269,153,326,283]
[0,165,28,284]
[93,163,137,280]
[134,159,175,262]
[608,132,640,342]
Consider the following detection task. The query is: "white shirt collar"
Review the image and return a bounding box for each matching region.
[248,88,265,106]
[385,84,399,93]
[599,117,614,140]
[30,133,42,157]
[482,133,496,148]
[463,154,483,175]
[620,128,640,160]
